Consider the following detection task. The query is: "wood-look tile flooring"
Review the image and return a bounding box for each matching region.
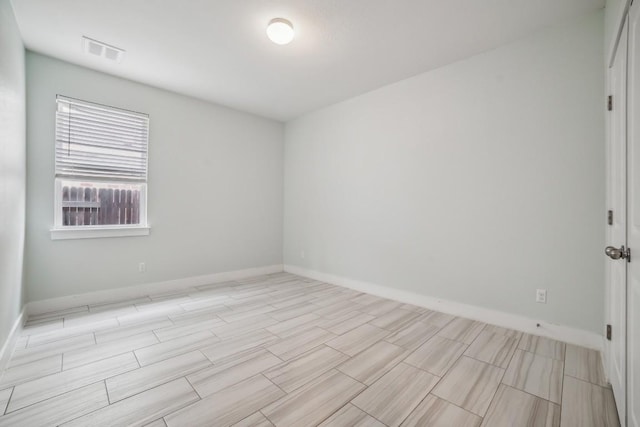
[0,273,619,427]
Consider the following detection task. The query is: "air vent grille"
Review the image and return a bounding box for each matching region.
[83,36,125,63]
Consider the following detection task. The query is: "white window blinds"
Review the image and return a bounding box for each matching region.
[55,96,149,182]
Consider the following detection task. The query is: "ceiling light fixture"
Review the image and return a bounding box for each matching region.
[266,18,294,45]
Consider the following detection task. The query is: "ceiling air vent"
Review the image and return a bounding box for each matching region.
[82,36,125,63]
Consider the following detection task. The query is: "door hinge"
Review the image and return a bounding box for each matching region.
[606,324,612,340]
[608,209,613,225]
[608,95,613,111]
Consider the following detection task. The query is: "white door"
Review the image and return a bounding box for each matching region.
[626,3,640,425]
[607,16,628,425]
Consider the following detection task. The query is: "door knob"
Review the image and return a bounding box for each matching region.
[605,245,630,261]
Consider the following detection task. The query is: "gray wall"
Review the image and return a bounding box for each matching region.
[284,11,605,333]
[0,0,26,347]
[26,53,284,301]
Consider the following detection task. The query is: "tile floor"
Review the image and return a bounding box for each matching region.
[0,273,620,426]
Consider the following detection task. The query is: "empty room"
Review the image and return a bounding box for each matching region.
[0,0,637,426]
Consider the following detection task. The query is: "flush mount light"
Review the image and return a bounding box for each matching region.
[83,36,125,63]
[266,18,294,45]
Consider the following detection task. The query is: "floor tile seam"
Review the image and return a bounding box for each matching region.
[26,305,90,323]
[324,334,389,358]
[73,376,199,426]
[464,348,516,370]
[260,347,286,365]
[395,318,449,336]
[7,350,70,372]
[260,373,289,398]
[11,353,141,407]
[518,341,567,360]
[397,391,458,427]
[413,391,486,425]
[220,310,279,324]
[60,351,65,380]
[212,326,275,343]
[95,320,179,345]
[399,347,455,378]
[403,359,454,417]
[508,348,566,405]
[263,343,336,372]
[324,343,353,359]
[349,397,391,427]
[23,329,106,348]
[153,324,223,343]
[457,322,486,347]
[158,311,222,326]
[62,311,137,327]
[556,356,565,406]
[435,314,456,328]
[478,336,524,419]
[434,330,473,346]
[368,317,420,333]
[480,323,525,342]
[151,329,164,344]
[0,386,15,416]
[224,301,279,312]
[266,326,336,348]
[61,336,164,371]
[23,317,65,328]
[110,374,203,405]
[380,337,427,353]
[88,298,151,313]
[330,367,370,391]
[133,329,220,353]
[51,380,110,425]
[429,354,503,418]
[104,379,111,405]
[25,317,144,350]
[4,377,110,417]
[227,292,275,301]
[517,346,565,362]
[563,373,611,389]
[314,368,386,426]
[264,333,338,360]
[19,325,63,340]
[558,357,566,427]
[115,313,175,326]
[182,371,206,400]
[259,408,277,427]
[352,360,446,426]
[269,361,343,394]
[267,321,325,338]
[230,410,271,427]
[498,383,561,406]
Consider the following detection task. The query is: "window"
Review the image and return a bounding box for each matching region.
[51,95,149,240]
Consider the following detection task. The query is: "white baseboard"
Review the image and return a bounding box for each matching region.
[284,264,604,352]
[22,262,604,352]
[0,307,25,380]
[26,264,284,316]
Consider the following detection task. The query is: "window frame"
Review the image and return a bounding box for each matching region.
[50,96,150,240]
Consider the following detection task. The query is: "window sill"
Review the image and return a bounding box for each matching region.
[50,226,150,240]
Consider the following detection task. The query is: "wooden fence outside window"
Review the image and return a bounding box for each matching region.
[61,185,141,226]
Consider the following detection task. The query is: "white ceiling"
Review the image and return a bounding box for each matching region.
[11,0,604,121]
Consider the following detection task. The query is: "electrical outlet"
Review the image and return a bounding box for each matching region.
[536,289,547,304]
[139,262,146,273]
